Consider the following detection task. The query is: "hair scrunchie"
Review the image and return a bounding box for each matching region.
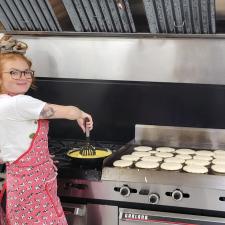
[0,35,28,54]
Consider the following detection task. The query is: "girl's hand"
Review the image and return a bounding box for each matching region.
[77,112,93,133]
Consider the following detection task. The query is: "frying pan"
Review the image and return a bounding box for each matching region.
[66,147,112,167]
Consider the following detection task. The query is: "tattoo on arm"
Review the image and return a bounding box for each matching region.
[40,106,55,119]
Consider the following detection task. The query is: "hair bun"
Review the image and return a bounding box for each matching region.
[0,35,28,54]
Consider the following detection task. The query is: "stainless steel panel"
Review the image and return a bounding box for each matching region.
[82,0,99,32]
[6,0,28,30]
[89,0,107,32]
[58,177,225,212]
[99,0,115,32]
[15,35,225,85]
[30,0,50,31]
[124,0,136,32]
[22,0,43,30]
[61,202,118,225]
[135,124,225,149]
[117,0,131,33]
[182,0,192,33]
[164,0,175,33]
[60,0,135,33]
[0,5,13,31]
[13,0,35,30]
[192,0,201,34]
[62,0,84,31]
[201,0,210,34]
[101,167,225,189]
[87,204,118,225]
[143,0,159,33]
[73,0,92,31]
[37,0,62,31]
[107,0,123,32]
[210,0,216,33]
[0,1,20,30]
[173,0,184,33]
[155,0,167,33]
[0,0,61,31]
[143,0,216,34]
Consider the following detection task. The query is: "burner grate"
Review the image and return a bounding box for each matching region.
[48,139,123,180]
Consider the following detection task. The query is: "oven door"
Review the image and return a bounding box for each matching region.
[119,208,225,225]
[62,203,87,225]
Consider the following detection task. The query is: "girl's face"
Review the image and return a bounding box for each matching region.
[0,58,33,96]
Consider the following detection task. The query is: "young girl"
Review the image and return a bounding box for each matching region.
[0,40,93,224]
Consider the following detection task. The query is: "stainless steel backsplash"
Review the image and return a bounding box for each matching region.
[13,35,225,85]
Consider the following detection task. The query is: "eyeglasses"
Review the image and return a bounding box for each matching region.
[3,69,34,80]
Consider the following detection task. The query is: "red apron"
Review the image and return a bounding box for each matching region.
[0,119,68,225]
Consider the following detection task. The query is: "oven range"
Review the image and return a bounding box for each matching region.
[56,125,225,225]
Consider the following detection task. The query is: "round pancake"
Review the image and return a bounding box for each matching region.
[214,150,225,156]
[141,156,162,162]
[195,150,214,157]
[193,155,213,161]
[212,158,225,165]
[213,154,225,159]
[113,160,133,168]
[211,164,225,173]
[132,151,151,157]
[175,148,195,155]
[156,147,175,153]
[160,162,182,171]
[175,154,192,160]
[155,152,173,158]
[134,146,153,152]
[135,161,159,169]
[164,157,185,164]
[183,165,208,174]
[214,150,225,158]
[121,154,139,161]
[185,159,210,166]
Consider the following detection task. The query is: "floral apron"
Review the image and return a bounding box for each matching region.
[0,119,68,225]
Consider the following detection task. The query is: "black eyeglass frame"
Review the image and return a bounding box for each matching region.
[3,69,35,80]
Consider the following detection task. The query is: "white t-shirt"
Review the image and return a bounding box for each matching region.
[0,94,46,162]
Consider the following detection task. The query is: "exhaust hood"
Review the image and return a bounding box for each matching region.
[0,0,220,34]
[143,0,216,34]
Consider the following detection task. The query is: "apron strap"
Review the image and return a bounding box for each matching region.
[0,183,6,213]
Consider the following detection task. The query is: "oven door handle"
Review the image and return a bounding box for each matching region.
[63,205,87,217]
[74,207,86,216]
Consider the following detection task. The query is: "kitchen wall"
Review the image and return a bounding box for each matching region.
[13,34,225,85]
[7,34,225,142]
[29,78,225,142]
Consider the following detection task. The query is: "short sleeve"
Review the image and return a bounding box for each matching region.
[14,95,46,120]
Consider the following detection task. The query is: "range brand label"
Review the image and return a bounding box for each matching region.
[121,212,198,225]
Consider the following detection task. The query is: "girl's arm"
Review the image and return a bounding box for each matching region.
[39,103,93,132]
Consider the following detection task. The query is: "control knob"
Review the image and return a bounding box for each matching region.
[149,193,160,204]
[120,186,131,197]
[172,190,183,201]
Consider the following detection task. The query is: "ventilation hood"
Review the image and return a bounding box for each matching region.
[0,0,223,35]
